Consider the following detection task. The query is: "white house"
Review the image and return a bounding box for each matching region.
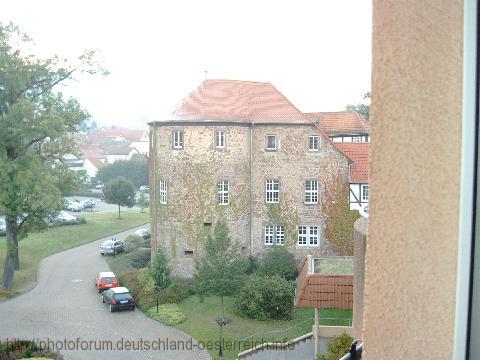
[333,143,369,210]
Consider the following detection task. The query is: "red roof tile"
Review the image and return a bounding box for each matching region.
[168,79,313,124]
[305,111,370,136]
[334,143,369,183]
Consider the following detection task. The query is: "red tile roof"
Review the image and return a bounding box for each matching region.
[305,111,370,136]
[79,147,104,170]
[333,143,369,183]
[168,79,313,124]
[86,128,146,145]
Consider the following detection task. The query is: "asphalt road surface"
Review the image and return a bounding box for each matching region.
[0,226,210,360]
[65,196,143,214]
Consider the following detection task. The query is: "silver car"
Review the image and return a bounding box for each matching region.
[100,239,124,255]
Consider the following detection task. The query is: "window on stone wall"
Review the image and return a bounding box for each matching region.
[217,180,229,205]
[173,130,184,149]
[297,226,319,246]
[215,131,226,148]
[305,180,319,204]
[264,225,274,245]
[265,135,277,150]
[362,184,369,201]
[265,179,280,203]
[159,180,168,204]
[276,225,285,245]
[309,135,319,151]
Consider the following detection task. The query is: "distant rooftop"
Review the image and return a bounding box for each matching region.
[306,111,370,136]
[334,143,369,183]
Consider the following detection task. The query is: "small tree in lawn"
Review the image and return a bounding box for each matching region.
[137,191,149,213]
[194,220,247,355]
[102,177,136,219]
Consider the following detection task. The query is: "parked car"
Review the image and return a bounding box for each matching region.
[134,228,151,239]
[139,185,150,191]
[66,201,83,212]
[0,218,6,236]
[49,211,77,225]
[81,199,96,209]
[94,271,120,293]
[102,287,136,312]
[95,183,104,189]
[99,239,124,255]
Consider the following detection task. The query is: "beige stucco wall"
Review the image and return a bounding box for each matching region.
[363,0,463,359]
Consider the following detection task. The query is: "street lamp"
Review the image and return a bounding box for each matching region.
[216,317,231,357]
[154,285,161,313]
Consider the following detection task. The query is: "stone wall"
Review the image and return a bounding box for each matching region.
[150,122,349,277]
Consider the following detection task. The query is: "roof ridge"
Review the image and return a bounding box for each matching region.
[268,83,313,123]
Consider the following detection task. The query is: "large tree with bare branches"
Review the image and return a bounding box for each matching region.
[0,23,107,290]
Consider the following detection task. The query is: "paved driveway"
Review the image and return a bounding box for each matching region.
[0,226,210,360]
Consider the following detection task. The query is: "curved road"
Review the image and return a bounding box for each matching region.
[0,226,210,360]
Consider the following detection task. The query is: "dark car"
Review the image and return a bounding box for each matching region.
[99,239,124,255]
[82,199,96,209]
[102,287,136,312]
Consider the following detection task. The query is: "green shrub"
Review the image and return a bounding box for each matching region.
[151,246,171,289]
[258,246,298,281]
[124,234,150,253]
[130,248,151,268]
[77,216,87,224]
[137,267,155,294]
[235,275,295,320]
[0,339,64,359]
[246,255,259,274]
[317,333,353,360]
[159,278,191,304]
[147,303,186,325]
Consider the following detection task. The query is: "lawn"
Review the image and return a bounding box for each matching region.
[176,296,352,360]
[0,211,149,296]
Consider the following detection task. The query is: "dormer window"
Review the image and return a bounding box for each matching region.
[265,135,277,151]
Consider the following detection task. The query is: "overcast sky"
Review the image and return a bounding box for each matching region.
[2,0,372,130]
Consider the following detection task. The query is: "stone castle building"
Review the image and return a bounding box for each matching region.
[149,79,350,277]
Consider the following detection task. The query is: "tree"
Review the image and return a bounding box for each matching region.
[321,174,359,256]
[96,158,148,188]
[258,246,298,281]
[0,23,106,290]
[194,220,247,354]
[102,177,136,219]
[151,246,171,289]
[345,92,370,120]
[317,333,353,360]
[137,191,149,213]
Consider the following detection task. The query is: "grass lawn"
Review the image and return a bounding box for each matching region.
[0,211,149,296]
[176,296,351,360]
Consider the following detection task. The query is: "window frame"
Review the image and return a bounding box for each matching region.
[265,135,277,151]
[173,130,184,149]
[264,225,274,245]
[217,180,229,205]
[309,135,319,151]
[297,226,319,247]
[265,179,280,203]
[159,180,168,204]
[305,180,319,204]
[361,184,369,202]
[215,130,226,149]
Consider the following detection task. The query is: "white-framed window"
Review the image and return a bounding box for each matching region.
[159,180,168,204]
[265,135,277,150]
[362,184,369,201]
[264,225,285,245]
[215,131,226,148]
[173,130,184,149]
[217,180,229,205]
[297,226,319,246]
[352,136,361,142]
[305,180,319,204]
[309,135,319,151]
[276,226,285,245]
[265,180,280,203]
[264,225,274,245]
[309,226,319,245]
[298,226,308,245]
